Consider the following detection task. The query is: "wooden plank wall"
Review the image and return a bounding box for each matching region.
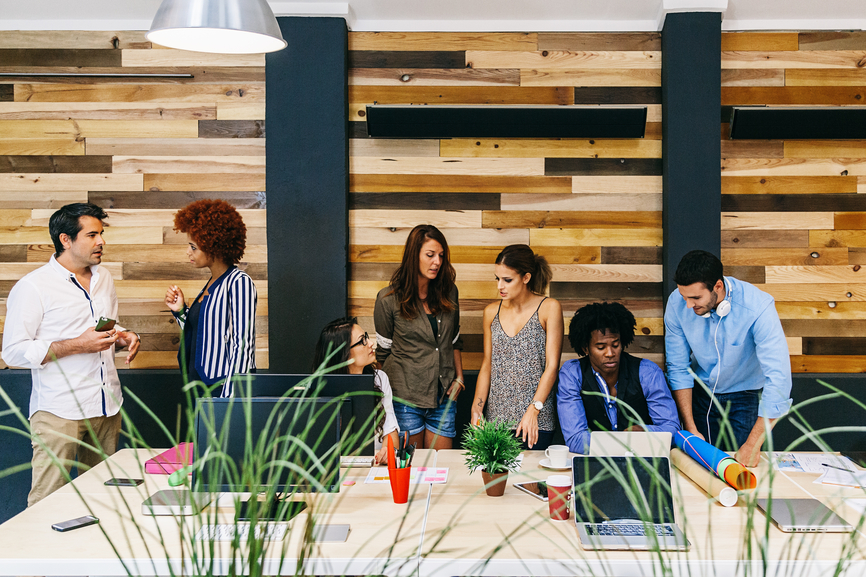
[721,31,866,374]
[0,31,268,370]
[347,32,664,370]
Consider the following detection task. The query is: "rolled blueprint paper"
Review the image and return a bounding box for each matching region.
[670,448,738,507]
[675,430,757,490]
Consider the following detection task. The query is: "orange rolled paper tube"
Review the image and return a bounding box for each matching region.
[723,461,757,490]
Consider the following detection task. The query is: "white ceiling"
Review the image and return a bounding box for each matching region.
[1,0,864,32]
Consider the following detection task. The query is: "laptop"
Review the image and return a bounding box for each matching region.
[756,498,853,533]
[589,431,672,459]
[572,455,689,551]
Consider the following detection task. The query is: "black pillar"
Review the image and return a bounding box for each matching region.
[661,12,722,299]
[266,17,349,372]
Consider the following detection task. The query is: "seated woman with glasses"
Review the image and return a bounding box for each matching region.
[312,317,400,464]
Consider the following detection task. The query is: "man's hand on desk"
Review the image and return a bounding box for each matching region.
[735,441,761,467]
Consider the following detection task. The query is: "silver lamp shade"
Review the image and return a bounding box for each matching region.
[147,0,287,54]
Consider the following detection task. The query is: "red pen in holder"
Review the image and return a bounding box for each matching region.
[387,435,410,504]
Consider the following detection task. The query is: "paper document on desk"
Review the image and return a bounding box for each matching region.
[816,468,866,488]
[772,453,854,474]
[365,466,449,484]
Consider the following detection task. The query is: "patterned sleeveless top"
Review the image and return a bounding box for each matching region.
[487,298,556,431]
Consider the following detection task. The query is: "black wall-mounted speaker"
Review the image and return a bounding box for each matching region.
[365,105,647,138]
[730,106,866,139]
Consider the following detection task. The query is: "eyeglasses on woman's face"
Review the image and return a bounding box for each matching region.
[350,332,369,349]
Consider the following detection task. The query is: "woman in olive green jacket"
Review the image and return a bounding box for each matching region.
[374,224,464,450]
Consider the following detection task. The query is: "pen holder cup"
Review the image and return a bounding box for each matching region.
[389,467,411,504]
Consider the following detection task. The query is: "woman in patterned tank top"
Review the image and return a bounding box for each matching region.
[470,245,563,450]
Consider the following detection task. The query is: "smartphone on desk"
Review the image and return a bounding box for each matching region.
[52,515,99,532]
[95,316,116,331]
[514,481,549,502]
[105,478,143,487]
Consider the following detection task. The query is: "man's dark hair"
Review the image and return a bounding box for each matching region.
[49,203,108,257]
[568,302,636,356]
[673,250,723,290]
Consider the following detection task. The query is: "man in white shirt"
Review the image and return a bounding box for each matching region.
[2,203,140,505]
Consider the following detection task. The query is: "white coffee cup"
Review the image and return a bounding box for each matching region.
[545,444,570,468]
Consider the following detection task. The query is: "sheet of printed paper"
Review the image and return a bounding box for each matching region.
[772,453,855,474]
[365,466,449,484]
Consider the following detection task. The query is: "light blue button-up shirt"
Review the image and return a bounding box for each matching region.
[664,276,793,419]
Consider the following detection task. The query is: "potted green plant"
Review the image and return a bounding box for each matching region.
[462,418,523,496]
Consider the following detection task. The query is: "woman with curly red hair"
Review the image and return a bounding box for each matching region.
[164,200,257,397]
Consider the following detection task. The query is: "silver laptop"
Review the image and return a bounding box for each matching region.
[757,498,853,533]
[572,455,689,551]
[589,431,672,459]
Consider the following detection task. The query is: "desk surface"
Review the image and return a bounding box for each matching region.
[1,448,865,576]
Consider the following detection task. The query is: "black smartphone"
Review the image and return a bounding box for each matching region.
[52,515,99,532]
[513,481,549,501]
[104,478,143,487]
[95,317,116,331]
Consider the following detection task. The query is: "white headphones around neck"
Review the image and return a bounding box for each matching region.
[701,278,731,319]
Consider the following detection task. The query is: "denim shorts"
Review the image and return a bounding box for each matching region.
[393,399,457,438]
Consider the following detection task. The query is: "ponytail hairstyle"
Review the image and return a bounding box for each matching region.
[495,244,552,295]
[389,224,457,319]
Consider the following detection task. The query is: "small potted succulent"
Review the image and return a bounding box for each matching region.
[462,418,523,496]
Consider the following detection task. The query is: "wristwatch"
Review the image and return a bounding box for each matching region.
[530,400,544,412]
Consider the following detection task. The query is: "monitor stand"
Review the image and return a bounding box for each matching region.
[237,496,307,522]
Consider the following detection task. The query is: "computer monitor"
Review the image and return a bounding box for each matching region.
[192,397,341,520]
[230,373,379,457]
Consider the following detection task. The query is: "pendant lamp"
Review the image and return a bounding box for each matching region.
[147,0,287,54]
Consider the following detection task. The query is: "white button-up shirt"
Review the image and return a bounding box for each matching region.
[2,256,123,420]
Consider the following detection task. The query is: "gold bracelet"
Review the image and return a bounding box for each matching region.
[452,376,465,388]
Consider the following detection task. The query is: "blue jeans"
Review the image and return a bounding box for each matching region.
[393,399,457,438]
[692,388,760,451]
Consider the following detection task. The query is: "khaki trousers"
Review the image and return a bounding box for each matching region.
[28,410,122,507]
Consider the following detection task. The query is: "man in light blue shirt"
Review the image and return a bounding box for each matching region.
[557,302,680,454]
[665,250,792,466]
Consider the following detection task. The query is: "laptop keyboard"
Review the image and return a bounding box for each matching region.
[196,523,288,541]
[588,523,675,537]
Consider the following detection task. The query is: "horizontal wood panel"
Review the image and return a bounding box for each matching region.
[0,31,148,49]
[0,245,27,262]
[835,213,866,229]
[482,210,660,229]
[350,157,544,176]
[0,102,215,121]
[721,212,834,230]
[550,281,663,300]
[722,176,858,195]
[722,194,866,212]
[89,191,265,210]
[41,243,267,263]
[721,69,785,87]
[352,227,530,247]
[776,302,866,320]
[601,246,661,264]
[572,175,662,194]
[720,140,784,158]
[122,262,267,281]
[350,85,573,105]
[721,33,799,51]
[0,226,161,245]
[350,192,499,211]
[349,33,538,51]
[0,138,83,156]
[0,173,142,191]
[0,261,121,280]
[786,69,866,86]
[782,319,866,337]
[439,138,661,158]
[112,156,265,174]
[350,174,571,193]
[572,87,661,104]
[121,49,264,67]
[722,248,848,266]
[784,141,866,158]
[721,86,866,105]
[0,48,120,67]
[721,50,866,69]
[85,138,265,156]
[545,158,662,176]
[765,266,866,284]
[530,228,661,247]
[0,191,86,209]
[802,338,866,356]
[0,119,199,139]
[28,208,265,228]
[350,244,602,264]
[519,69,661,87]
[792,355,866,372]
[349,67,520,86]
[798,32,866,51]
[143,173,264,191]
[349,209,481,229]
[810,230,866,248]
[723,266,765,284]
[349,51,466,69]
[198,120,265,138]
[466,50,661,69]
[0,156,111,173]
[350,139,439,157]
[759,284,866,302]
[215,101,266,120]
[15,83,264,103]
[500,193,661,212]
[536,33,661,51]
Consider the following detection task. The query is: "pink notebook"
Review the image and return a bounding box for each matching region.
[144,442,193,475]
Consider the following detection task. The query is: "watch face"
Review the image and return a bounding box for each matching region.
[533,401,544,410]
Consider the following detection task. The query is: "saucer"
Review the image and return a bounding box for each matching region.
[539,458,571,471]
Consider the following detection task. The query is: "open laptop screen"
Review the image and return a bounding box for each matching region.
[572,456,675,525]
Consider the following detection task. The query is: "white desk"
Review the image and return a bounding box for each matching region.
[1,449,866,576]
